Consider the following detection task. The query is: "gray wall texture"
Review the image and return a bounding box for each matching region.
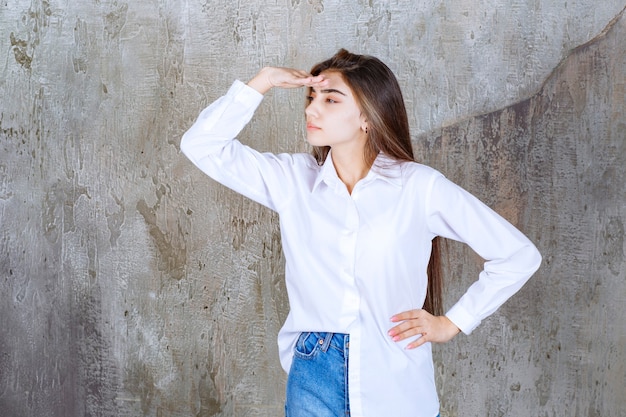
[1,0,625,416]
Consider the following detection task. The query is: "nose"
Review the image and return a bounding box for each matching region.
[305,98,319,118]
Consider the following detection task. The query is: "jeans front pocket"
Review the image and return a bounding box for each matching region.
[293,332,322,359]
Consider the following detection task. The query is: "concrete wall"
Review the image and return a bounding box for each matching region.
[1,1,624,416]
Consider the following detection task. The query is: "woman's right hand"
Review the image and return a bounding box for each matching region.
[247,67,328,94]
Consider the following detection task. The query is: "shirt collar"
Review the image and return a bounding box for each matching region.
[312,151,404,193]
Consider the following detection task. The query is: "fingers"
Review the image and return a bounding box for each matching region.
[268,68,327,89]
[248,67,327,94]
[390,309,423,322]
[388,310,460,349]
[268,68,304,87]
[388,309,430,348]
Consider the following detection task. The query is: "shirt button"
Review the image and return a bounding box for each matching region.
[319,339,324,345]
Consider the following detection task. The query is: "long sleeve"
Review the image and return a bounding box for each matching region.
[426,174,542,334]
[180,80,302,212]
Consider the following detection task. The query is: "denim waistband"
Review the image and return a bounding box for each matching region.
[313,332,350,353]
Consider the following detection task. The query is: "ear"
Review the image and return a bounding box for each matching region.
[360,115,369,133]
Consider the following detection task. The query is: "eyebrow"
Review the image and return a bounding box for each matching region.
[312,88,347,96]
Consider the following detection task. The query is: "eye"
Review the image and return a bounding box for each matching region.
[305,95,314,102]
[326,98,337,104]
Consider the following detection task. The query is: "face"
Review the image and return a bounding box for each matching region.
[305,71,367,152]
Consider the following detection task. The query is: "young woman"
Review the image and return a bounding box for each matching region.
[181,49,541,417]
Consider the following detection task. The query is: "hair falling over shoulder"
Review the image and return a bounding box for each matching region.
[425,237,444,316]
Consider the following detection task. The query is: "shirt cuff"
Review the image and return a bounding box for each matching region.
[230,79,265,107]
[445,303,481,335]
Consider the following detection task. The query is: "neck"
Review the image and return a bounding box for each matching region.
[331,146,371,194]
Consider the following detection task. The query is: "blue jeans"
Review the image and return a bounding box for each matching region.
[284,332,441,417]
[285,332,350,416]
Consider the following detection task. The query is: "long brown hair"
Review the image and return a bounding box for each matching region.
[308,49,444,316]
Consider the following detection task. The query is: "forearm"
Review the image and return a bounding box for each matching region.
[180,80,263,163]
[247,67,275,94]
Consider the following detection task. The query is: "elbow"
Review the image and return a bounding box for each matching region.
[180,131,191,156]
[503,241,543,279]
[180,129,197,160]
[519,242,542,279]
[530,245,542,274]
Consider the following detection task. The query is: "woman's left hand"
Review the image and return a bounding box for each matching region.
[388,309,461,349]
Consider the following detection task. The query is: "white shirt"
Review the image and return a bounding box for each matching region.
[181,80,542,417]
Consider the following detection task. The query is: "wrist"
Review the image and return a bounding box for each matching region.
[247,67,273,94]
[443,315,461,336]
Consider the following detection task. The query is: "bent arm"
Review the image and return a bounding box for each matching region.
[180,69,329,211]
[426,174,542,334]
[180,80,289,210]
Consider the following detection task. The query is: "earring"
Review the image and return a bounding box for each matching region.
[365,127,369,134]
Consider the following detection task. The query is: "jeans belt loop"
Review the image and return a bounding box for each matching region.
[319,332,333,353]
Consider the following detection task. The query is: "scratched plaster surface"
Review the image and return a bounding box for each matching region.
[1,0,625,416]
[420,10,626,415]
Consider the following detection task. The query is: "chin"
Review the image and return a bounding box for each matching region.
[306,135,327,147]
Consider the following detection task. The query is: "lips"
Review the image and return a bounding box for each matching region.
[306,123,321,130]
